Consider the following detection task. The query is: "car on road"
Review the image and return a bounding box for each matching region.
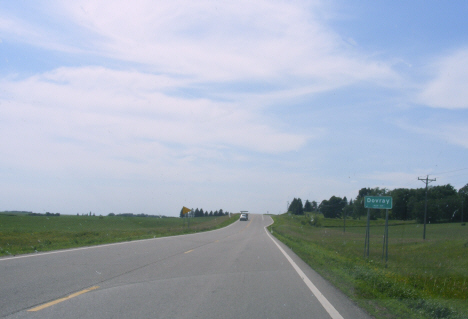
[239,213,248,221]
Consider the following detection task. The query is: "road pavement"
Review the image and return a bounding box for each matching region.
[0,215,372,318]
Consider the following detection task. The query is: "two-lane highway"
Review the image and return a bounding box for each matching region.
[1,215,371,318]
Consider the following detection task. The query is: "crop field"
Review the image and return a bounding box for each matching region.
[269,214,468,319]
[0,212,238,257]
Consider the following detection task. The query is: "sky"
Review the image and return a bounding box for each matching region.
[1,0,468,216]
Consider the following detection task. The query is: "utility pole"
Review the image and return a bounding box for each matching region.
[418,175,436,240]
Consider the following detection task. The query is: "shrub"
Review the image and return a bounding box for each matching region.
[309,214,322,227]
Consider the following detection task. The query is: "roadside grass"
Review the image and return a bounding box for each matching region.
[269,214,468,319]
[0,214,239,256]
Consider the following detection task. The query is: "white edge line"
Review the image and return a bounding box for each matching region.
[264,225,344,319]
[0,218,239,262]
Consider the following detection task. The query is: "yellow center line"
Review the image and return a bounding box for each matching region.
[184,249,194,254]
[28,286,100,312]
[240,217,253,232]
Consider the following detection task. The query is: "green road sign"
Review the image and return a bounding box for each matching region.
[364,196,393,209]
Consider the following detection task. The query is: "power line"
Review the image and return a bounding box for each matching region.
[431,167,468,176]
[435,172,468,180]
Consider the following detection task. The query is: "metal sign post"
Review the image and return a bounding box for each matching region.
[382,209,389,267]
[364,208,370,258]
[364,196,393,262]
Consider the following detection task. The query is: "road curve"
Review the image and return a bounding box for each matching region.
[0,215,371,319]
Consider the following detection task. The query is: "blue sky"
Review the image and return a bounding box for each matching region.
[1,0,467,216]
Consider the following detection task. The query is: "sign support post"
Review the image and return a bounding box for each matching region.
[364,208,370,258]
[382,209,389,267]
[181,207,192,228]
[364,196,393,262]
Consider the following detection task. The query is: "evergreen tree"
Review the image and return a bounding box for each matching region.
[304,200,313,212]
[288,198,304,215]
[311,201,318,211]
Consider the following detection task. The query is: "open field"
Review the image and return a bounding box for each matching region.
[269,214,468,319]
[0,213,238,257]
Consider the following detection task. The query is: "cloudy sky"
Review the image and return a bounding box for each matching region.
[1,0,467,216]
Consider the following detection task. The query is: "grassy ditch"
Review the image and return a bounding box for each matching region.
[0,213,239,257]
[268,214,468,319]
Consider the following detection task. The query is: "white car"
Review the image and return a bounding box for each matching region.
[239,213,247,221]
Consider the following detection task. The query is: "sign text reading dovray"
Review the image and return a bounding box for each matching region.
[364,196,393,209]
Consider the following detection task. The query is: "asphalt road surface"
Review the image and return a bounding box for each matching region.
[0,215,372,319]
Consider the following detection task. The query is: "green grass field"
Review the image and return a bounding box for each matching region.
[269,214,468,319]
[0,213,238,257]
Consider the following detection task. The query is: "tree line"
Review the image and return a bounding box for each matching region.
[288,183,468,223]
[179,208,230,218]
[29,212,60,217]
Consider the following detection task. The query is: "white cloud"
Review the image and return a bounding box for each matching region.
[418,48,468,109]
[361,171,425,189]
[56,0,330,80]
[1,0,398,89]
[0,12,84,54]
[0,0,421,215]
[439,124,468,149]
[395,119,468,151]
[0,15,36,40]
[0,67,307,176]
